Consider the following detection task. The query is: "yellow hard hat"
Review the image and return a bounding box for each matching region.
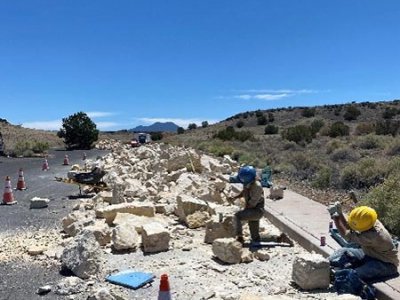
[348,206,377,232]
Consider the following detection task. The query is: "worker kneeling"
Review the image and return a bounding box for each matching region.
[328,203,399,299]
[229,165,265,244]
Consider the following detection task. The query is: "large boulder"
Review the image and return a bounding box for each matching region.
[204,216,236,244]
[292,253,330,290]
[61,231,104,279]
[142,222,170,253]
[96,202,155,224]
[112,223,139,251]
[212,238,243,264]
[175,195,215,223]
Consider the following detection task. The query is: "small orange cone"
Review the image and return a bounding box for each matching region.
[158,274,171,300]
[42,158,49,171]
[63,155,69,165]
[16,168,27,190]
[3,176,17,205]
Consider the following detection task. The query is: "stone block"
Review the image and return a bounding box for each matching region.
[142,222,170,253]
[292,253,330,290]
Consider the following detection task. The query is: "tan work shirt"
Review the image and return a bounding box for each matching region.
[344,220,399,266]
[243,181,265,209]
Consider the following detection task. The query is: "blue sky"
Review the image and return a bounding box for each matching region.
[1,0,400,130]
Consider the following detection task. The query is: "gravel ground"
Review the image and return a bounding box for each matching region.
[0,147,343,300]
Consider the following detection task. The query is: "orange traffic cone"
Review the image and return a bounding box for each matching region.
[16,168,26,190]
[3,176,17,205]
[63,155,69,165]
[158,274,171,300]
[42,158,49,171]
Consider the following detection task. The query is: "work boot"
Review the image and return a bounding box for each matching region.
[236,236,245,245]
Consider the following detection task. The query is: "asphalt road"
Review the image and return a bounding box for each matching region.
[0,148,109,300]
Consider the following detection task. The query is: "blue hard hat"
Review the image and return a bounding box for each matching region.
[237,165,256,185]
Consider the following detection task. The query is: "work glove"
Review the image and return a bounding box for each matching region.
[327,201,342,218]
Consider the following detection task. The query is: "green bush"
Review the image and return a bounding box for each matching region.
[288,153,319,180]
[343,106,361,121]
[355,122,375,135]
[375,120,400,136]
[177,127,185,134]
[312,167,333,189]
[301,108,316,118]
[330,147,360,162]
[382,107,398,119]
[236,120,244,128]
[255,110,263,117]
[214,126,254,142]
[32,141,49,153]
[385,139,400,156]
[282,125,313,145]
[264,124,279,135]
[201,121,209,128]
[267,112,275,122]
[340,158,384,189]
[150,132,163,141]
[355,134,383,150]
[188,123,197,130]
[257,115,268,125]
[362,174,400,236]
[329,122,349,137]
[310,119,324,136]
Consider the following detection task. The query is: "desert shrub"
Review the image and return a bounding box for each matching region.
[385,139,400,156]
[330,147,360,162]
[340,158,384,190]
[310,119,324,136]
[274,162,296,175]
[257,115,268,125]
[208,143,235,157]
[343,106,361,121]
[177,127,185,134]
[264,125,279,135]
[288,153,319,180]
[362,174,400,236]
[301,108,316,118]
[334,106,342,116]
[329,122,349,138]
[375,120,400,136]
[355,122,375,136]
[150,132,163,141]
[282,141,297,150]
[326,140,343,154]
[188,123,197,130]
[312,167,333,189]
[255,110,263,117]
[236,120,244,128]
[31,141,49,153]
[356,134,383,150]
[282,125,313,145]
[201,121,209,128]
[382,107,398,119]
[214,126,254,142]
[23,149,34,157]
[12,141,31,157]
[267,112,275,122]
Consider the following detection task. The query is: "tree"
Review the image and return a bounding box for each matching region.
[188,123,197,130]
[257,115,268,125]
[236,120,244,128]
[177,127,185,134]
[150,132,163,141]
[57,112,99,149]
[201,121,209,128]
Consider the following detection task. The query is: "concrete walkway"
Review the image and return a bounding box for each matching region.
[264,188,400,300]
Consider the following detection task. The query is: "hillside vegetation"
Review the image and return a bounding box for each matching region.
[164,100,400,235]
[0,120,64,157]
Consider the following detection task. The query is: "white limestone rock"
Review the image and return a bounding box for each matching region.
[292,253,330,290]
[142,222,170,253]
[212,238,243,264]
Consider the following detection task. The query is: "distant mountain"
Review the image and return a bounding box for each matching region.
[130,122,179,133]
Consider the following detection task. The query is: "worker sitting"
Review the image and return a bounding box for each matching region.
[229,165,265,244]
[328,203,399,298]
